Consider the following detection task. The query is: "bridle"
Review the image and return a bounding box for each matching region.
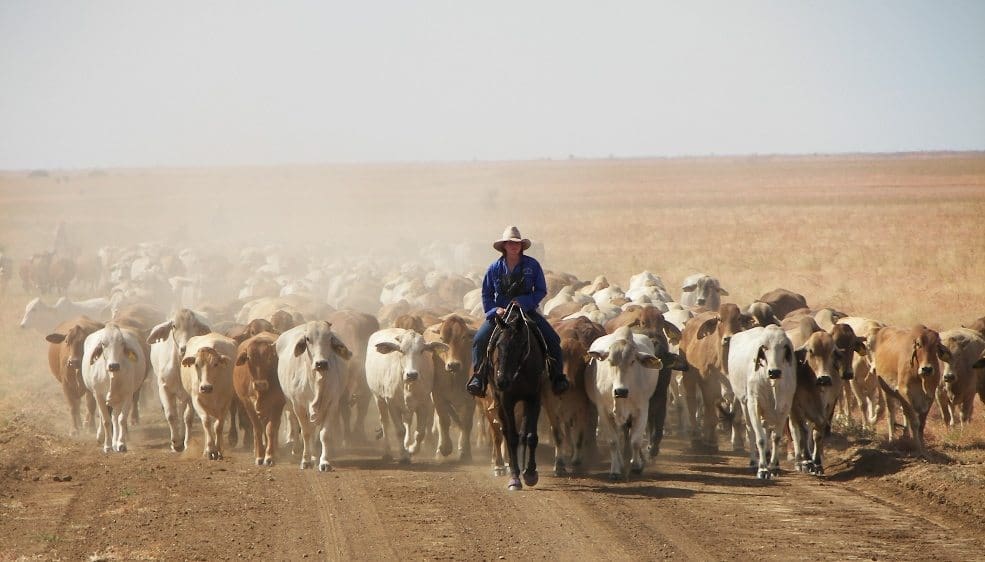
[494,302,533,383]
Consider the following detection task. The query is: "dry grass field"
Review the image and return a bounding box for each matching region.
[1,153,984,560]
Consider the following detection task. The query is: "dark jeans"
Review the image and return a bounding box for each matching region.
[472,312,564,376]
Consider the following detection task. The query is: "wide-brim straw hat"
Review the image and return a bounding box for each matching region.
[493,225,532,252]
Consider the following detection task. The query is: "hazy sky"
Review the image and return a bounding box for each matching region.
[1,1,983,169]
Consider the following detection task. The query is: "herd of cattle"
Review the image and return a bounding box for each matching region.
[11,242,985,482]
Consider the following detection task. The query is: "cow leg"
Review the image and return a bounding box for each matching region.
[243,399,264,465]
[376,397,394,462]
[182,400,196,452]
[598,412,623,481]
[63,384,82,435]
[647,368,672,457]
[317,414,334,472]
[214,414,225,460]
[788,416,809,472]
[296,407,316,469]
[96,402,112,453]
[810,425,824,475]
[129,384,141,426]
[389,401,410,463]
[961,395,975,426]
[84,391,97,433]
[768,423,784,476]
[433,397,454,458]
[158,383,184,452]
[629,409,649,475]
[227,400,240,448]
[410,404,430,456]
[682,370,701,445]
[264,409,282,466]
[457,400,475,463]
[936,387,953,427]
[747,400,771,479]
[700,374,723,450]
[740,402,757,469]
[884,392,899,441]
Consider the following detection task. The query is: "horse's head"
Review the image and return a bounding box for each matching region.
[491,306,536,392]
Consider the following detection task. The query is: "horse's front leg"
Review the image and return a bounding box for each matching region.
[522,396,541,487]
[497,396,522,490]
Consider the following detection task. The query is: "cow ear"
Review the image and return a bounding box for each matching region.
[181,356,196,367]
[740,313,757,330]
[638,353,663,370]
[681,283,697,292]
[794,346,807,365]
[755,345,768,370]
[332,336,353,360]
[696,316,720,339]
[661,351,688,371]
[937,344,951,362]
[46,333,66,344]
[718,287,730,296]
[663,322,682,346]
[147,321,174,344]
[294,338,307,357]
[972,355,985,369]
[235,351,248,366]
[587,350,607,362]
[90,344,103,364]
[425,341,449,355]
[375,341,401,354]
[854,337,869,356]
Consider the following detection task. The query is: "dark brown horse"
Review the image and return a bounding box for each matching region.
[490,302,545,490]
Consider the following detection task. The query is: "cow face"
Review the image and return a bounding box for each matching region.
[90,325,140,388]
[181,347,229,394]
[681,275,729,310]
[588,329,663,399]
[830,323,865,381]
[795,331,837,386]
[295,321,351,372]
[754,327,795,381]
[376,329,446,382]
[437,315,475,374]
[235,337,278,394]
[909,326,944,380]
[148,309,211,357]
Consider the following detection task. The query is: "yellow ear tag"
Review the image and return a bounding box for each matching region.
[127,350,138,362]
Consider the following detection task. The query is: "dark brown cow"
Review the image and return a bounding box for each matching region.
[605,306,684,456]
[224,318,278,345]
[45,316,104,434]
[547,316,606,474]
[233,332,286,465]
[678,303,754,450]
[325,309,380,446]
[48,256,76,295]
[873,325,948,457]
[425,315,478,461]
[757,288,808,321]
[787,323,863,475]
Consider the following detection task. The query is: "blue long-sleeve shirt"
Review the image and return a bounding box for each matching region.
[481,255,548,319]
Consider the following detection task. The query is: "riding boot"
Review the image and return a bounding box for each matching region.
[466,364,488,398]
[547,359,570,396]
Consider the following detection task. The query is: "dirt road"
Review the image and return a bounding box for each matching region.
[2,409,983,561]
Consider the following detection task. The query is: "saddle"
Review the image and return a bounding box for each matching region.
[483,305,552,375]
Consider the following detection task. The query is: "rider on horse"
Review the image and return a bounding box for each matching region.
[466,226,570,398]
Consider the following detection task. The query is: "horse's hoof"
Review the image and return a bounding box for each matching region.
[507,477,522,490]
[522,470,539,487]
[493,466,508,477]
[319,462,333,472]
[757,469,772,480]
